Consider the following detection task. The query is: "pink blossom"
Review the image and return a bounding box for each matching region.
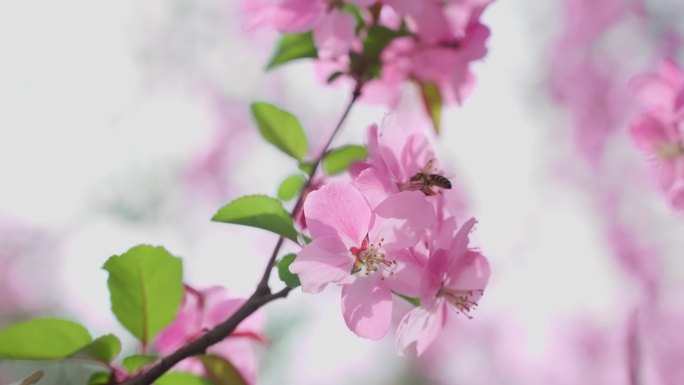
[629,59,684,210]
[0,216,58,321]
[354,118,468,224]
[243,1,360,61]
[183,97,252,204]
[355,120,437,208]
[362,19,490,106]
[153,285,266,385]
[629,59,684,122]
[312,10,359,60]
[363,0,492,106]
[641,306,684,385]
[547,0,640,164]
[242,0,326,33]
[290,182,436,339]
[384,0,491,43]
[395,218,490,356]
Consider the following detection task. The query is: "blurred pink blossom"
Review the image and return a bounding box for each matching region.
[548,0,640,164]
[0,216,58,322]
[629,59,684,211]
[362,16,490,107]
[641,305,684,385]
[153,285,266,385]
[183,97,253,205]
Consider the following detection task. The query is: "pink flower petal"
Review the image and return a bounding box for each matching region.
[445,250,491,295]
[341,276,393,340]
[354,168,396,209]
[421,249,450,302]
[387,249,425,297]
[629,74,678,113]
[313,10,356,59]
[209,338,259,385]
[372,191,436,250]
[153,306,198,354]
[395,300,447,357]
[272,0,326,33]
[291,236,355,293]
[303,182,372,248]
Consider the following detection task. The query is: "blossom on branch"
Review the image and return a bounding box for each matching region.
[290,182,435,339]
[153,285,266,385]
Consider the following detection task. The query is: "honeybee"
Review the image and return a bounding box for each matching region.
[403,159,452,196]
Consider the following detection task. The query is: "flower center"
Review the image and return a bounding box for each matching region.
[350,237,397,278]
[657,141,684,159]
[437,288,484,319]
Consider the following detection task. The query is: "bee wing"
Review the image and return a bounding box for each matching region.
[422,158,439,173]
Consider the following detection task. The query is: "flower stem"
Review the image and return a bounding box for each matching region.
[120,85,362,385]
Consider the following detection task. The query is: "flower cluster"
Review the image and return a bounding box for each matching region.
[629,59,684,212]
[290,117,490,355]
[244,0,492,112]
[361,0,492,106]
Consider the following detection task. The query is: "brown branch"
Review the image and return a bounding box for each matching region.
[120,85,362,385]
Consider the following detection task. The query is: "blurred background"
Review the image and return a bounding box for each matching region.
[1,0,684,384]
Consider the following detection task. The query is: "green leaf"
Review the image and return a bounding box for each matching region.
[251,102,309,161]
[156,372,214,385]
[298,161,314,175]
[88,372,111,385]
[277,174,306,201]
[277,253,301,288]
[266,32,318,70]
[103,245,184,345]
[0,318,92,360]
[69,334,121,364]
[322,145,368,175]
[122,354,158,373]
[200,355,248,385]
[419,82,443,135]
[212,195,298,242]
[392,291,421,307]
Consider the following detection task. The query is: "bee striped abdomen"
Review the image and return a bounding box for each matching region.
[428,174,452,189]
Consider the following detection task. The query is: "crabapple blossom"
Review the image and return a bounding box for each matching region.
[354,120,439,206]
[396,217,490,356]
[153,285,266,385]
[629,59,684,211]
[354,117,467,223]
[356,0,492,106]
[362,20,490,106]
[290,182,436,339]
[242,0,361,60]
